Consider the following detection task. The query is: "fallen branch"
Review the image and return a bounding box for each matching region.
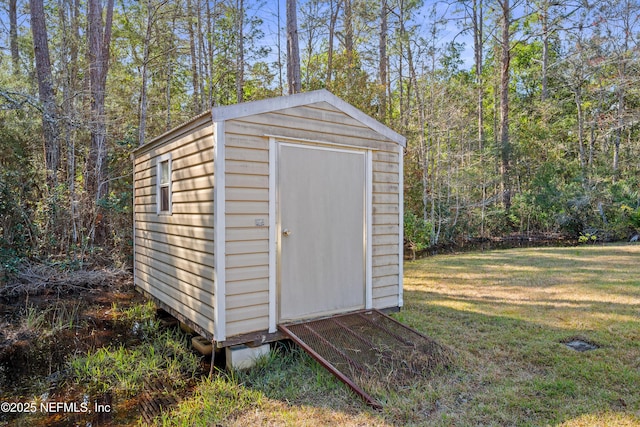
[1,261,130,299]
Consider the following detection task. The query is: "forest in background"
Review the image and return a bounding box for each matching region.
[1,0,640,272]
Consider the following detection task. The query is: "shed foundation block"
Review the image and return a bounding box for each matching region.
[225,344,270,370]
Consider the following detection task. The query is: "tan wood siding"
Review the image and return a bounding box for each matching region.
[373,264,399,278]
[373,254,398,267]
[226,304,269,323]
[227,291,269,309]
[135,261,215,313]
[226,252,268,269]
[373,274,400,287]
[136,229,214,254]
[373,295,399,309]
[136,274,215,333]
[226,265,269,282]
[222,101,400,337]
[134,118,216,337]
[224,278,268,295]
[226,239,268,255]
[136,238,214,268]
[372,284,399,299]
[135,222,214,241]
[371,146,401,308]
[225,315,269,338]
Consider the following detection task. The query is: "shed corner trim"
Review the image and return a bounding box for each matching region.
[268,137,277,333]
[213,119,227,341]
[398,143,404,308]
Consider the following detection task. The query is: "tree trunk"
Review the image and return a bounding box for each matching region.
[277,0,284,94]
[186,0,200,112]
[588,118,595,170]
[343,0,354,66]
[197,0,206,108]
[138,0,153,147]
[540,0,549,101]
[575,87,586,170]
[498,0,512,211]
[401,14,428,230]
[343,0,355,93]
[471,0,486,235]
[236,0,244,102]
[10,0,19,73]
[30,0,60,190]
[59,0,80,245]
[472,0,484,150]
[87,0,114,242]
[378,0,388,121]
[286,0,301,94]
[613,88,622,179]
[166,14,177,129]
[206,0,215,106]
[326,0,340,86]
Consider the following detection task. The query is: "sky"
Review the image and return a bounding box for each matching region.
[245,0,477,71]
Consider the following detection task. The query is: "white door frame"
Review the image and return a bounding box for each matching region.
[268,137,372,332]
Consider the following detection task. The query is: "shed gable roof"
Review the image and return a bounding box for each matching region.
[211,89,406,147]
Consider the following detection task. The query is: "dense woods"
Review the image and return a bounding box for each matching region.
[1,0,639,269]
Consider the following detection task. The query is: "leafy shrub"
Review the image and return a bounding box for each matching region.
[578,232,598,244]
[404,211,432,252]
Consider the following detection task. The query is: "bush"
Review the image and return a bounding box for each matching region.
[404,211,432,252]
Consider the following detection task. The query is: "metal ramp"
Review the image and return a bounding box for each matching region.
[278,309,451,408]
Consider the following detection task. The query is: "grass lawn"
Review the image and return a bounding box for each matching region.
[160,244,640,426]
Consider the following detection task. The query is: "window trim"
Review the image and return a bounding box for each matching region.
[156,153,172,215]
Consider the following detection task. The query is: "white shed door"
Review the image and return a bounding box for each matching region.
[278,144,365,322]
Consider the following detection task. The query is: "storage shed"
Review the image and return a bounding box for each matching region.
[133,90,406,347]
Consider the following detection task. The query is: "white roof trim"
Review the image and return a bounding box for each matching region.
[211,89,406,147]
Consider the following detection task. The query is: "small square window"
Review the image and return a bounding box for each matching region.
[157,155,172,214]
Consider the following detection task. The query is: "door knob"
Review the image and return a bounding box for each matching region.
[282,228,292,237]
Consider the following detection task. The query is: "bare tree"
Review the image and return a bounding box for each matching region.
[342,0,354,66]
[9,0,19,73]
[286,0,301,94]
[326,0,340,85]
[277,0,284,94]
[236,0,244,102]
[29,0,60,189]
[59,0,82,244]
[608,0,639,179]
[186,0,200,112]
[497,0,512,211]
[472,0,484,149]
[138,0,154,146]
[379,0,388,121]
[86,0,114,241]
[205,0,215,106]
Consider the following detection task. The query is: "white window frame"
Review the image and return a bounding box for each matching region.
[156,153,172,215]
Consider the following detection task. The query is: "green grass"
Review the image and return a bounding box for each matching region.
[20,301,81,334]
[68,314,201,398]
[161,244,640,425]
[396,243,640,426]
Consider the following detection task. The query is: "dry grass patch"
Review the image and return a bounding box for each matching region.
[398,243,640,425]
[160,244,639,426]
